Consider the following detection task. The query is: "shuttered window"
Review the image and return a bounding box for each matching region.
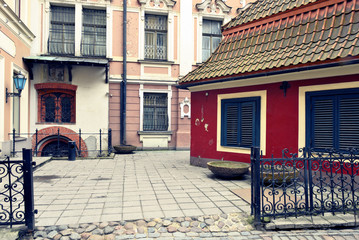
[221,97,260,148]
[307,89,359,151]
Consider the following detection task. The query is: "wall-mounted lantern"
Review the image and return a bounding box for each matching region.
[6,72,27,103]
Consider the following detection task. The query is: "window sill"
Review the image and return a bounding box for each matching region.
[138,131,172,135]
[138,59,174,65]
[36,122,76,125]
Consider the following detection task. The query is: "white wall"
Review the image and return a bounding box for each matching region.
[29,64,109,134]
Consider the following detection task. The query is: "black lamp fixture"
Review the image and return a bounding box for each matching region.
[6,72,27,103]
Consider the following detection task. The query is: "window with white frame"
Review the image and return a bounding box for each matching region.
[48,6,75,55]
[143,93,168,131]
[202,19,222,62]
[145,14,167,60]
[82,8,106,57]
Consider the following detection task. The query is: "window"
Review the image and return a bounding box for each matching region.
[40,93,74,123]
[306,89,359,151]
[82,9,106,57]
[143,93,168,131]
[202,19,222,62]
[221,97,260,148]
[48,6,75,55]
[145,14,167,60]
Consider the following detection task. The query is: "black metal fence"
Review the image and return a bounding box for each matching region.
[0,149,36,231]
[10,128,112,158]
[251,147,359,228]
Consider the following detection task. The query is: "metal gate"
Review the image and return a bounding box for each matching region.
[0,149,36,231]
[251,147,359,228]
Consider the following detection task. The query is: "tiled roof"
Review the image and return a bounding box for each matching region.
[180,0,359,85]
[223,0,317,30]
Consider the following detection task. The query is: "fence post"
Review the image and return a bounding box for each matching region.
[251,146,262,229]
[57,128,60,157]
[23,148,35,232]
[99,129,102,156]
[79,129,82,157]
[12,128,16,157]
[108,128,112,155]
[35,129,38,156]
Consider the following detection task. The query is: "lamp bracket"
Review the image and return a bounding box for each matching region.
[6,88,21,103]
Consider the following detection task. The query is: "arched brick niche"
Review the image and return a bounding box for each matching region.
[35,83,77,124]
[32,126,88,157]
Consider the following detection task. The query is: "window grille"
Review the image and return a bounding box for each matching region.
[145,15,167,60]
[82,9,107,57]
[143,93,168,131]
[48,6,75,55]
[41,93,74,123]
[202,19,222,62]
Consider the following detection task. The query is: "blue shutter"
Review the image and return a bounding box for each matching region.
[311,97,335,150]
[240,102,255,147]
[224,103,239,146]
[339,96,359,149]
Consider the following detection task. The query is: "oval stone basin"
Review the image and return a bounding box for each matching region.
[207,161,250,179]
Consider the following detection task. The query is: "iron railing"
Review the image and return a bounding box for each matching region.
[10,128,112,158]
[251,147,359,228]
[0,149,36,231]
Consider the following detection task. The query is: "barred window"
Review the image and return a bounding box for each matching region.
[40,92,75,123]
[82,9,106,57]
[202,20,222,62]
[143,93,168,131]
[145,14,167,60]
[48,6,75,55]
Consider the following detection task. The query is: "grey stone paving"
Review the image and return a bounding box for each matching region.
[33,151,251,227]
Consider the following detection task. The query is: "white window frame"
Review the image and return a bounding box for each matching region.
[43,1,111,58]
[139,85,172,132]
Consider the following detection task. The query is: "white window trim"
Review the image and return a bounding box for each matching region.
[217,90,267,155]
[298,81,359,151]
[139,85,172,132]
[139,9,175,62]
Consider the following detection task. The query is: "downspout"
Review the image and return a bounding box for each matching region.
[120,0,127,145]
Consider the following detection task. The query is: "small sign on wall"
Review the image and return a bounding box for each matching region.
[180,97,191,119]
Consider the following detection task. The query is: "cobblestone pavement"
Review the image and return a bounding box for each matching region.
[28,151,359,239]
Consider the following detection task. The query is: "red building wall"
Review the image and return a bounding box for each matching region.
[190,74,359,166]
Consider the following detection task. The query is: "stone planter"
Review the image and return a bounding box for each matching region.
[113,145,136,154]
[207,161,250,179]
[261,165,298,184]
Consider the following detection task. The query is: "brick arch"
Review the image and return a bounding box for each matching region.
[32,126,88,157]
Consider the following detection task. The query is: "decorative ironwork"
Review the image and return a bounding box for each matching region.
[48,6,75,55]
[144,15,167,60]
[10,128,112,158]
[0,149,35,231]
[251,147,359,226]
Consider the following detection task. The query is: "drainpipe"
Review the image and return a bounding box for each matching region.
[120,0,127,145]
